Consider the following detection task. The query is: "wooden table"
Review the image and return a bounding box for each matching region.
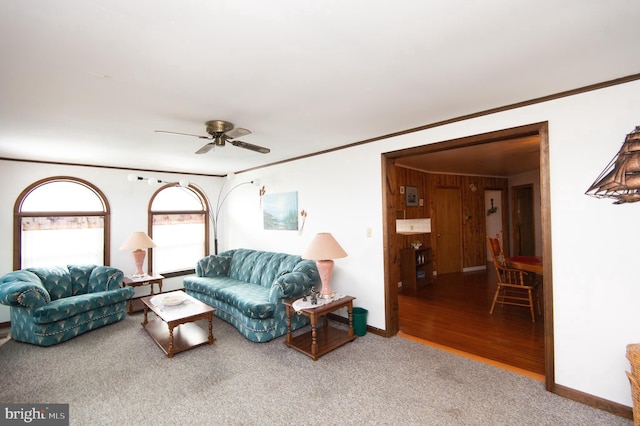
[123,274,164,314]
[141,291,215,358]
[509,256,543,275]
[283,295,356,361]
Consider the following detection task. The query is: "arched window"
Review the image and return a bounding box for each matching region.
[14,176,110,269]
[149,184,209,275]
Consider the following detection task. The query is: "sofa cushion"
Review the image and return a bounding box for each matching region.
[185,276,241,298]
[185,276,274,319]
[225,249,302,287]
[217,282,274,319]
[68,264,94,296]
[30,287,133,324]
[27,266,72,301]
[88,266,123,292]
[196,255,231,278]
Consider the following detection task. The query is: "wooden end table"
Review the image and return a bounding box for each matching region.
[141,291,215,358]
[123,274,164,314]
[284,295,356,361]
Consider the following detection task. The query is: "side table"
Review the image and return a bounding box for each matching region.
[283,295,356,361]
[122,274,164,314]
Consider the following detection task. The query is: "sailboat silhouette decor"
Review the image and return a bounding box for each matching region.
[586,126,640,204]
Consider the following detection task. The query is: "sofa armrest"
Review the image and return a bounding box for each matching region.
[88,266,124,292]
[0,280,51,309]
[292,260,320,283]
[196,255,231,278]
[270,271,314,301]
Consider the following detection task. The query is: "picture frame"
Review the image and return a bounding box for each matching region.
[263,191,299,230]
[405,186,419,207]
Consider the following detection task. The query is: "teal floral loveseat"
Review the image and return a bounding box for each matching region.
[0,265,134,346]
[184,249,319,342]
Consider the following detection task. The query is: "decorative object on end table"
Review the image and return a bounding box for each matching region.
[586,125,640,204]
[303,233,348,299]
[119,232,156,277]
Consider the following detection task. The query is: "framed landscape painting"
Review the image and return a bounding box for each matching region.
[263,191,298,230]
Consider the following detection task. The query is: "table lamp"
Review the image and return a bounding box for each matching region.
[119,232,156,277]
[303,232,348,299]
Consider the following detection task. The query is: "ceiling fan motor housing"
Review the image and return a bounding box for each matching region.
[206,120,234,135]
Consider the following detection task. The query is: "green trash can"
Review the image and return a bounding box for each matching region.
[352,307,368,336]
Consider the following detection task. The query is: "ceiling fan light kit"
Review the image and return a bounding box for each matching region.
[155,120,270,155]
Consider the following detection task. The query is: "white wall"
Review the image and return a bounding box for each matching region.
[0,163,223,321]
[1,79,639,407]
[222,79,640,407]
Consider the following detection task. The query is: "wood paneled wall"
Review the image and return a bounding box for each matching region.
[395,166,508,271]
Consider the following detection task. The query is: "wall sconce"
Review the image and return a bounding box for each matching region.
[487,198,498,215]
[259,185,266,207]
[586,126,640,204]
[298,210,308,235]
[127,174,189,187]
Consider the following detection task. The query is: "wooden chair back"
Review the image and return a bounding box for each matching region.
[487,235,537,321]
[487,235,507,270]
[488,235,527,286]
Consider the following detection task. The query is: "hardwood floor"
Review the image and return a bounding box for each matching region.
[398,266,545,375]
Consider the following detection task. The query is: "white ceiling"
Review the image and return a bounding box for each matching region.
[1,1,639,177]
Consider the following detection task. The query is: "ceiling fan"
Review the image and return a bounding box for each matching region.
[155,120,270,154]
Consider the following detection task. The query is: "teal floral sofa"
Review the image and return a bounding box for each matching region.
[0,265,134,346]
[184,249,319,342]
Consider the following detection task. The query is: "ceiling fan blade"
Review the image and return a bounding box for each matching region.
[231,140,270,154]
[195,143,216,154]
[155,130,210,139]
[226,127,251,139]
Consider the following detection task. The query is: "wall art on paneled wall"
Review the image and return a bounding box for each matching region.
[405,186,419,207]
[263,191,299,230]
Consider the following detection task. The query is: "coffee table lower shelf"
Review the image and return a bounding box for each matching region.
[143,318,213,357]
[285,325,356,360]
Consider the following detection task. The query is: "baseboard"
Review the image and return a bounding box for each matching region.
[552,383,633,420]
[326,312,385,336]
[463,265,487,272]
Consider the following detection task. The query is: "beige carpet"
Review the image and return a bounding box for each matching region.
[0,314,631,425]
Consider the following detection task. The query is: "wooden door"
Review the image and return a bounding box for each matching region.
[512,184,535,256]
[435,187,462,274]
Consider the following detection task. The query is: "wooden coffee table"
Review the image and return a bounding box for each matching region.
[141,291,215,358]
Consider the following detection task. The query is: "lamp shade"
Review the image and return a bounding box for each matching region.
[303,233,347,260]
[119,232,156,250]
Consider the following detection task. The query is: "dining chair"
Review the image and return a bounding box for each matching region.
[487,235,538,322]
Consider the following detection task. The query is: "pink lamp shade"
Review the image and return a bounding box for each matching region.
[119,232,156,277]
[303,233,348,299]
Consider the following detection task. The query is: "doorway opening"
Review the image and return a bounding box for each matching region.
[381,121,553,389]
